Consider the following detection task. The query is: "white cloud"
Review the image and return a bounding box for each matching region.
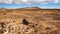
[53,0,59,3]
[0,0,59,4]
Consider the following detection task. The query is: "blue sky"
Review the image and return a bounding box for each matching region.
[0,0,60,9]
[0,3,60,9]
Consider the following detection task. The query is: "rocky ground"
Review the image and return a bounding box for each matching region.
[0,7,60,34]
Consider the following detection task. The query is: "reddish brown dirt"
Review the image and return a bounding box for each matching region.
[0,7,60,34]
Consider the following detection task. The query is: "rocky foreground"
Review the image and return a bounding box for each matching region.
[0,7,60,34]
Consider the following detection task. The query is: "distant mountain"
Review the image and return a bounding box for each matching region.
[11,7,60,9]
[17,7,41,10]
[22,7,40,9]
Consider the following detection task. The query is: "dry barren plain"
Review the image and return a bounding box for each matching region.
[0,7,60,34]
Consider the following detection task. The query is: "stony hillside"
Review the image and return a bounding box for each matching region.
[0,7,60,34]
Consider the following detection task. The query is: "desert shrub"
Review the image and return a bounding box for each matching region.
[22,19,29,25]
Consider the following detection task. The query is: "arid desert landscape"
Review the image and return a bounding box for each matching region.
[0,7,60,34]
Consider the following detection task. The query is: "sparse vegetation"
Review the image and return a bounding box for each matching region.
[0,7,60,34]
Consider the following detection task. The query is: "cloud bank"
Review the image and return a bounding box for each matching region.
[0,0,59,4]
